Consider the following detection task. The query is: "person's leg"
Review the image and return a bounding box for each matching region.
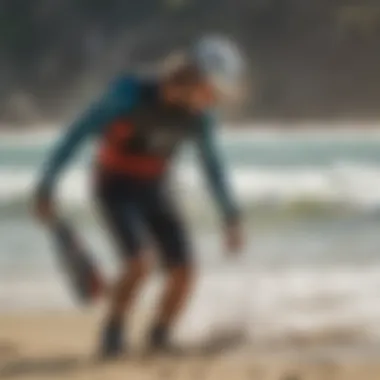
[150,265,193,348]
[106,256,147,324]
[96,179,148,357]
[140,183,194,349]
[101,257,148,358]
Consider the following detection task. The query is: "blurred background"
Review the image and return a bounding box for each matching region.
[1,0,380,125]
[1,0,380,360]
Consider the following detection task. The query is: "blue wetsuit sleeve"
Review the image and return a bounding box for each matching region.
[37,77,138,197]
[195,113,240,223]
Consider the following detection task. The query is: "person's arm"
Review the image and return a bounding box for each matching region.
[36,77,138,198]
[194,112,240,225]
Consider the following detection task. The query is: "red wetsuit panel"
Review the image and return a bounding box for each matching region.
[97,120,167,178]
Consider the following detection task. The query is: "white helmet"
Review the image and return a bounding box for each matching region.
[191,35,245,96]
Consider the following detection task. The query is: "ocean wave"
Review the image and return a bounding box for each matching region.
[2,162,380,215]
[2,267,380,345]
[3,125,380,145]
[0,127,58,146]
[174,266,380,346]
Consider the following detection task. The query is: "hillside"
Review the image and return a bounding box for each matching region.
[1,0,380,125]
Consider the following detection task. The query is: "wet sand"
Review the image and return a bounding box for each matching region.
[1,312,380,380]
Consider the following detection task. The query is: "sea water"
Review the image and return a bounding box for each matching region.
[1,125,380,345]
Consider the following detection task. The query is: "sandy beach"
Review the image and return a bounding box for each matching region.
[2,129,380,380]
[1,311,380,380]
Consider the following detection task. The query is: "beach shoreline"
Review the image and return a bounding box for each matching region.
[1,311,380,380]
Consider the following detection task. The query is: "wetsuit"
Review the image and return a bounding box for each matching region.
[37,75,239,268]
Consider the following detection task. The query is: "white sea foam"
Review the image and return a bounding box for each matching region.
[2,267,380,345]
[2,162,380,211]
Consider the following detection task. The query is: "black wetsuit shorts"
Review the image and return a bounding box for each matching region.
[95,172,191,268]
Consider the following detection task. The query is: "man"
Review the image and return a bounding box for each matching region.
[34,36,244,357]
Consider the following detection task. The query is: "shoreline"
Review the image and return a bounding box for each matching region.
[1,312,380,380]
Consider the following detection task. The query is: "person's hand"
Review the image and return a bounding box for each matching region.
[34,194,56,225]
[224,219,244,256]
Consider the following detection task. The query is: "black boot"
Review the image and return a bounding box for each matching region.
[148,324,186,357]
[149,323,170,351]
[99,319,126,359]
